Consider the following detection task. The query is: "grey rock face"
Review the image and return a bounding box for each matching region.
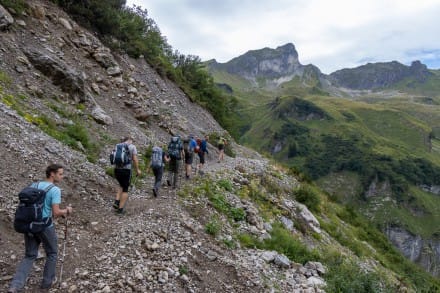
[208,43,323,88]
[386,225,440,276]
[23,48,86,101]
[329,60,432,90]
[0,5,14,30]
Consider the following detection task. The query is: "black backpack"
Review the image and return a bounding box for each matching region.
[168,136,181,160]
[183,139,193,156]
[14,183,54,234]
[110,143,131,167]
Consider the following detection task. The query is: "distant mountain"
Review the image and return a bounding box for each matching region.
[207,44,435,92]
[206,42,440,278]
[328,60,433,90]
[207,43,324,89]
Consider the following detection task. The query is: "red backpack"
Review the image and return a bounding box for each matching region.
[195,138,202,153]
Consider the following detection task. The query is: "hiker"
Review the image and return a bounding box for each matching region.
[217,136,227,163]
[167,135,184,189]
[9,164,73,292]
[150,145,169,197]
[197,135,209,174]
[183,135,197,179]
[112,137,141,214]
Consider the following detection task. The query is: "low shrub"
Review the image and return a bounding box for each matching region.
[205,217,222,236]
[294,185,321,212]
[217,178,233,191]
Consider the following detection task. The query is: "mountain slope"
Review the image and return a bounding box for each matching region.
[207,43,440,278]
[1,1,439,292]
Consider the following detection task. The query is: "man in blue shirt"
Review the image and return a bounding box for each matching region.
[9,164,73,292]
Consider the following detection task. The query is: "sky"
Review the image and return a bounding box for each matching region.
[126,0,440,74]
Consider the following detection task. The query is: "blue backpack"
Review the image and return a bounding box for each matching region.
[151,146,163,168]
[14,183,54,234]
[110,143,131,167]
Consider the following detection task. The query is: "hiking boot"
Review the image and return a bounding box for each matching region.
[167,179,171,186]
[153,188,158,197]
[116,208,125,215]
[113,200,120,210]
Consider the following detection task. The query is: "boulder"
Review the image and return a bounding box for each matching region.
[58,17,72,30]
[91,105,113,125]
[93,48,118,69]
[0,5,14,30]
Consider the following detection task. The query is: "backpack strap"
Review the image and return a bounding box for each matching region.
[44,184,55,193]
[31,182,55,193]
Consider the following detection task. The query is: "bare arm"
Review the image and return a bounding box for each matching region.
[52,204,72,218]
[133,154,141,176]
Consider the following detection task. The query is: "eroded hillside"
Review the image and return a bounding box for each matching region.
[1,1,439,292]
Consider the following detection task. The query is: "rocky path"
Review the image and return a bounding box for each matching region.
[1,152,327,292]
[1,154,263,292]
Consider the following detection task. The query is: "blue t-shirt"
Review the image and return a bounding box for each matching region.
[190,139,197,151]
[32,181,61,219]
[201,140,208,153]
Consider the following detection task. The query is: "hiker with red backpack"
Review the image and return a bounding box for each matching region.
[110,137,141,214]
[9,164,73,292]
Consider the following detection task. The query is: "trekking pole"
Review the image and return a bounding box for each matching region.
[130,174,138,192]
[59,215,68,288]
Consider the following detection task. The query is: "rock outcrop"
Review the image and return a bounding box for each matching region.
[328,60,432,90]
[386,226,440,277]
[208,43,324,88]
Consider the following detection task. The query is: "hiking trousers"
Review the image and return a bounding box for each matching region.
[152,166,164,191]
[168,159,180,188]
[10,225,58,290]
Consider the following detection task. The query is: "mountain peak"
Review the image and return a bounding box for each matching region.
[208,43,311,88]
[275,43,298,57]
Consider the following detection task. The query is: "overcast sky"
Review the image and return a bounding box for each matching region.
[126,0,440,74]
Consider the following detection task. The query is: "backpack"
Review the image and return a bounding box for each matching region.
[168,136,181,160]
[151,146,163,168]
[14,183,54,234]
[183,139,193,156]
[195,139,201,153]
[110,143,131,167]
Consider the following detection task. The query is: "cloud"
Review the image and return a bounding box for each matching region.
[127,0,440,74]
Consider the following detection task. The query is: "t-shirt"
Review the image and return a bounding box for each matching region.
[201,140,208,153]
[190,139,197,151]
[32,181,61,225]
[122,143,138,170]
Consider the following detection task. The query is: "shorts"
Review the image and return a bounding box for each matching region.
[218,144,224,151]
[115,168,131,192]
[198,152,205,164]
[185,153,193,165]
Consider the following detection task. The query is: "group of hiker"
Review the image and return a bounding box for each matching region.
[8,134,227,292]
[112,134,224,213]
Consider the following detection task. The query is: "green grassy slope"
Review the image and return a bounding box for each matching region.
[214,70,440,241]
